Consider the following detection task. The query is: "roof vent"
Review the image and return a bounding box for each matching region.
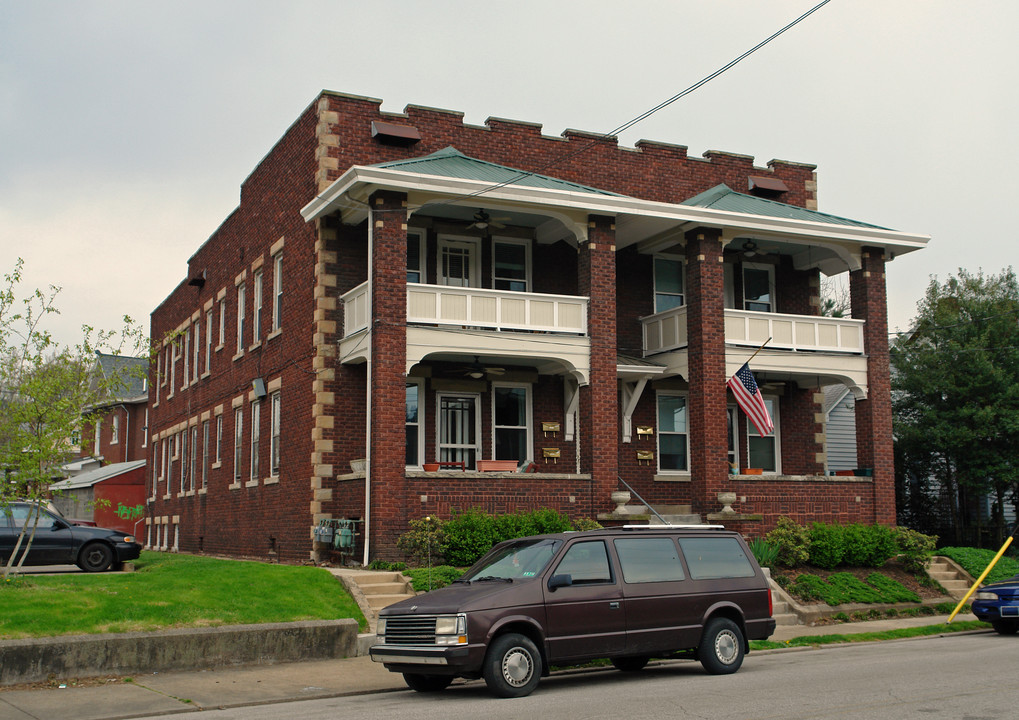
[371,120,421,146]
[748,175,788,199]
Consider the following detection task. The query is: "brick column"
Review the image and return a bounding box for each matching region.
[368,190,408,559]
[684,229,728,515]
[850,247,895,525]
[578,216,618,509]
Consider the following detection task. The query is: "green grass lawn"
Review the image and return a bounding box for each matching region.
[0,551,367,639]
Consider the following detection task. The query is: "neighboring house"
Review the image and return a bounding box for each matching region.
[81,354,149,464]
[49,459,147,535]
[147,90,929,563]
[823,384,858,473]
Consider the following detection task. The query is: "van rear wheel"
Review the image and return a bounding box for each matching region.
[699,618,744,674]
[483,633,541,698]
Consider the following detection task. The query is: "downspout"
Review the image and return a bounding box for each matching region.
[362,212,375,567]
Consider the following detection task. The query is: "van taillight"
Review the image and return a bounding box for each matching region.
[768,588,773,616]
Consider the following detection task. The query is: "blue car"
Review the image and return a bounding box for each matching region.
[972,574,1019,635]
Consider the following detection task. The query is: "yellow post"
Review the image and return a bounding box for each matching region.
[947,535,1013,623]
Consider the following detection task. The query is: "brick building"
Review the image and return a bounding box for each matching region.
[147,90,928,563]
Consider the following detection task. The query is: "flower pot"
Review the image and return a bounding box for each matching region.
[349,458,366,473]
[423,462,440,472]
[741,468,763,475]
[610,490,632,514]
[717,492,737,513]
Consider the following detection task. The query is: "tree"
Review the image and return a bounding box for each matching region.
[891,268,1019,546]
[0,259,146,577]
[820,273,851,318]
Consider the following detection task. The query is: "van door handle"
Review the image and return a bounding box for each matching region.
[609,602,620,610]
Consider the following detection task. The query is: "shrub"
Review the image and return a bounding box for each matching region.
[864,572,920,603]
[442,509,499,567]
[747,537,781,568]
[396,516,447,565]
[893,527,938,574]
[570,517,603,531]
[405,565,464,592]
[526,507,574,535]
[766,517,811,567]
[809,522,846,569]
[789,574,828,602]
[842,524,898,568]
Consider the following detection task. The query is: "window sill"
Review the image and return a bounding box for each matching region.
[185,490,195,497]
[245,479,259,488]
[263,476,279,485]
[201,371,211,380]
[211,462,222,469]
[232,351,244,362]
[248,342,262,352]
[228,481,241,490]
[198,488,207,495]
[267,328,282,341]
[215,344,225,353]
[653,473,692,482]
[162,494,171,500]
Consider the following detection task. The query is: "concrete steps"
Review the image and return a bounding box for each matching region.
[328,568,416,633]
[770,594,800,626]
[927,556,974,600]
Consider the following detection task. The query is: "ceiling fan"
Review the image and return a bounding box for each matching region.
[740,239,778,258]
[469,209,510,231]
[457,356,506,379]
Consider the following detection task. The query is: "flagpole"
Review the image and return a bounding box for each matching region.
[742,336,772,366]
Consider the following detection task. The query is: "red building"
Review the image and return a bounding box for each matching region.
[147,90,928,563]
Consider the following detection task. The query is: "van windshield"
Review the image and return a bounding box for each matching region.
[461,539,563,582]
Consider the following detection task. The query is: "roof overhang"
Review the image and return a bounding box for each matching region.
[301,165,930,266]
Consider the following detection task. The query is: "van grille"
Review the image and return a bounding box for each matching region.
[383,615,438,645]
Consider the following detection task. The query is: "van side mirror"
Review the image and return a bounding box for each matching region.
[548,573,573,591]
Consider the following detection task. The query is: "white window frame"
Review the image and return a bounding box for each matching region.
[653,253,685,313]
[491,382,532,463]
[437,235,481,288]
[189,425,197,492]
[250,400,260,481]
[183,329,190,387]
[204,310,212,374]
[161,437,169,481]
[142,408,148,448]
[746,395,781,473]
[201,420,209,489]
[272,252,283,331]
[405,380,424,469]
[236,283,246,354]
[218,299,226,348]
[179,430,187,494]
[742,261,776,313]
[192,320,200,382]
[436,392,482,469]
[406,229,424,284]
[94,418,101,455]
[233,408,243,481]
[252,270,263,343]
[110,415,119,445]
[215,414,223,465]
[270,391,281,476]
[656,391,690,474]
[491,237,531,293]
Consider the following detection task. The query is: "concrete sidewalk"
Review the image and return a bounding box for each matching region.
[0,614,983,720]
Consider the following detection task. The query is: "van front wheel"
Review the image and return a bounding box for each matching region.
[403,673,453,692]
[483,633,541,698]
[699,618,744,674]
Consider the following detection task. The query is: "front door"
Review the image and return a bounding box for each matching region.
[438,237,479,288]
[437,393,480,470]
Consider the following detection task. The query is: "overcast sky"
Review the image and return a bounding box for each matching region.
[2,0,1016,349]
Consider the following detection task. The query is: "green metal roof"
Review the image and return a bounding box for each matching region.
[374,147,622,196]
[682,184,892,230]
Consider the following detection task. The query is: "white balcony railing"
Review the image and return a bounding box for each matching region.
[642,306,865,355]
[341,281,589,337]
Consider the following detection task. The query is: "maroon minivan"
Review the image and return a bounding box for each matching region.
[370,525,775,697]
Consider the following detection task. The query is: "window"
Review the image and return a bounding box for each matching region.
[614,538,686,583]
[156,352,162,389]
[493,384,530,463]
[270,391,281,476]
[189,426,197,492]
[678,537,755,579]
[438,236,479,287]
[161,437,169,481]
[201,420,209,489]
[405,382,422,467]
[142,408,148,448]
[179,430,187,493]
[218,299,226,347]
[493,239,529,292]
[183,329,190,385]
[553,541,613,584]
[111,415,119,445]
[93,418,101,454]
[169,340,177,394]
[747,396,779,472]
[204,310,212,373]
[193,320,200,382]
[233,408,243,481]
[215,414,222,465]
[236,283,246,354]
[406,231,423,283]
[742,262,775,313]
[166,435,174,489]
[657,393,689,472]
[272,252,283,331]
[152,439,160,488]
[250,400,260,480]
[252,271,263,342]
[654,255,684,312]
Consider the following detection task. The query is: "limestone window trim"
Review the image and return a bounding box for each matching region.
[228,481,242,490]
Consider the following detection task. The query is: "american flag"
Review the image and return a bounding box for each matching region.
[727,362,774,436]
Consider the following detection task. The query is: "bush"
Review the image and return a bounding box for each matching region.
[841,524,898,568]
[893,527,938,574]
[396,516,447,566]
[864,572,920,603]
[809,522,846,569]
[747,537,781,568]
[405,565,464,592]
[766,517,811,567]
[426,507,581,568]
[442,509,499,567]
[571,517,603,531]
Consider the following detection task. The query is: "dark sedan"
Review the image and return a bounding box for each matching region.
[971,574,1019,635]
[0,502,142,572]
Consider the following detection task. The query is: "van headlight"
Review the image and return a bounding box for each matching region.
[376,617,387,636]
[975,591,998,600]
[434,613,468,645]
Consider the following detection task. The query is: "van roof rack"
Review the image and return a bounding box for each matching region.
[619,524,726,530]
